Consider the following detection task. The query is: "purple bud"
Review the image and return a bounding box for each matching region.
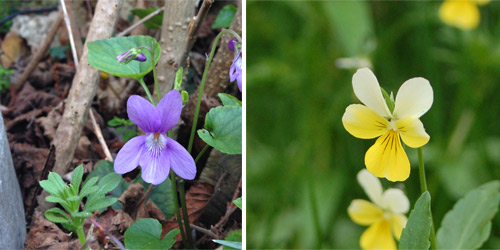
[136,53,146,62]
[228,38,238,52]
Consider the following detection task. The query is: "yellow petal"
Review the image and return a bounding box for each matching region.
[439,0,480,30]
[390,214,408,241]
[343,104,389,139]
[365,130,410,182]
[395,117,430,148]
[360,219,397,250]
[348,199,384,226]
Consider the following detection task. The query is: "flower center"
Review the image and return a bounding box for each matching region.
[145,133,167,157]
[388,120,397,131]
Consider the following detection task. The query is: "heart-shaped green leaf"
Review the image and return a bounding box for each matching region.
[88,36,160,80]
[198,105,242,154]
[124,218,179,249]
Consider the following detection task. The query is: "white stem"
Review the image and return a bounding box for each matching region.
[60,0,79,67]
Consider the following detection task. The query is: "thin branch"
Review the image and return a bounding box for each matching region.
[116,7,164,37]
[190,224,219,240]
[89,109,113,161]
[60,0,78,66]
[180,0,213,67]
[13,11,63,91]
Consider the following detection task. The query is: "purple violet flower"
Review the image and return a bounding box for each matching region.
[228,39,242,92]
[116,48,146,64]
[114,90,196,184]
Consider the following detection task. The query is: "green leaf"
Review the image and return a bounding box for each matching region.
[130,8,163,29]
[322,1,373,57]
[212,5,237,29]
[85,196,118,212]
[122,129,138,142]
[108,116,126,127]
[87,36,161,80]
[87,161,175,219]
[219,93,241,107]
[174,67,183,90]
[198,106,242,154]
[233,197,242,210]
[214,239,242,250]
[71,165,84,195]
[79,177,99,198]
[45,207,72,224]
[71,211,93,218]
[437,180,500,249]
[48,172,68,194]
[222,229,242,250]
[124,218,178,249]
[399,192,432,250]
[96,172,122,195]
[39,180,61,197]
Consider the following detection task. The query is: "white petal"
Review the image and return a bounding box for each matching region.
[357,169,384,207]
[352,68,392,118]
[382,188,410,214]
[393,77,433,119]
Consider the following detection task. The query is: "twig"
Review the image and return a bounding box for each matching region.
[60,0,79,66]
[13,11,63,92]
[115,7,164,37]
[190,223,219,240]
[89,109,113,161]
[214,177,242,230]
[181,0,213,68]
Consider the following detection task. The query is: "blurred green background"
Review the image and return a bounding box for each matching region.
[247,1,500,249]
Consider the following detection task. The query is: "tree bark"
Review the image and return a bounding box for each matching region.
[156,0,196,97]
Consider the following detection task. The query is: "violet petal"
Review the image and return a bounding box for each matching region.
[167,138,196,180]
[114,135,147,174]
[139,146,171,185]
[136,53,147,62]
[127,95,162,133]
[156,90,182,133]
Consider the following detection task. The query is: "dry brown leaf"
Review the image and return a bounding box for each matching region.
[161,182,214,242]
[0,31,28,67]
[25,211,70,250]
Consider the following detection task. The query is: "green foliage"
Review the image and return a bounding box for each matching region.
[50,45,68,60]
[174,67,183,90]
[0,66,14,93]
[233,197,242,210]
[87,35,161,80]
[124,218,178,249]
[198,105,242,154]
[87,160,176,219]
[219,93,242,107]
[130,8,163,29]
[212,5,237,29]
[436,181,500,249]
[107,116,137,142]
[399,192,432,250]
[40,165,120,237]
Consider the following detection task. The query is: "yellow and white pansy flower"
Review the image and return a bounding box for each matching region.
[342,68,433,182]
[348,169,409,250]
[439,0,490,30]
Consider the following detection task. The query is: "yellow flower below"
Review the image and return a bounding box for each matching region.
[348,170,409,250]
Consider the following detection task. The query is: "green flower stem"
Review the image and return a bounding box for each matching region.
[187,29,241,154]
[138,78,155,105]
[149,41,161,103]
[178,179,194,249]
[76,226,87,249]
[170,171,188,247]
[194,144,210,163]
[418,147,437,249]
